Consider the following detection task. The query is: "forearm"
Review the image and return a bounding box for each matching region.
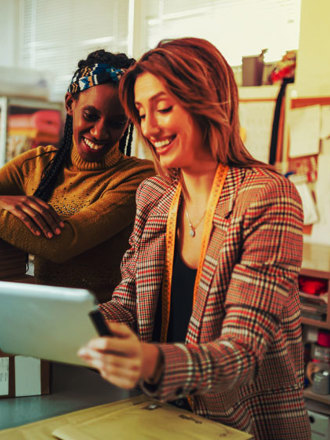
[0,193,135,263]
[140,336,259,401]
[0,210,77,262]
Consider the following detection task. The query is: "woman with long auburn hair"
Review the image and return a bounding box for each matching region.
[79,38,311,439]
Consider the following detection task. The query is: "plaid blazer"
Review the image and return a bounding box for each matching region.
[101,166,311,440]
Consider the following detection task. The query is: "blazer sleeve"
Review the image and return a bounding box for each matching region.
[98,220,139,329]
[0,160,154,263]
[142,176,304,402]
[99,176,169,331]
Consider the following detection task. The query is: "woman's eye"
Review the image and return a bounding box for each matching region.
[83,112,98,122]
[158,106,172,114]
[139,114,146,120]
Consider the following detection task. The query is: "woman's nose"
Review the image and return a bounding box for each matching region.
[90,119,108,139]
[141,113,160,138]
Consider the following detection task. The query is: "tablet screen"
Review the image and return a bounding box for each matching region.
[0,281,100,366]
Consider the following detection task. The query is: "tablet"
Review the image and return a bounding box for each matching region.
[0,281,103,366]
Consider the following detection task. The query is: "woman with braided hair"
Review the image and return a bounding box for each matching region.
[0,49,154,302]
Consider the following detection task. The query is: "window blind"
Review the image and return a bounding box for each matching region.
[19,0,130,101]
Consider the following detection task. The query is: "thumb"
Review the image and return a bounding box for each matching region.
[108,321,133,338]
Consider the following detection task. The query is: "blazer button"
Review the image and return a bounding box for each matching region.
[175,398,186,407]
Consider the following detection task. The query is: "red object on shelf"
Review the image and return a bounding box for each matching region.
[318,330,330,348]
[299,275,328,295]
[8,110,62,136]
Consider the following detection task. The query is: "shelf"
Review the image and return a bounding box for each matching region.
[301,243,330,330]
[304,386,330,406]
[0,95,63,167]
[302,242,330,277]
[6,97,63,111]
[238,84,280,100]
[302,318,330,330]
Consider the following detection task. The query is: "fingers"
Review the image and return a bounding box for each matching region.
[78,343,142,389]
[33,198,65,230]
[78,324,144,390]
[0,195,64,238]
[85,335,139,359]
[108,321,135,338]
[11,207,42,237]
[21,197,64,238]
[87,324,140,358]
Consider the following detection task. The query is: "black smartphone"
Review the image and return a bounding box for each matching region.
[89,309,113,336]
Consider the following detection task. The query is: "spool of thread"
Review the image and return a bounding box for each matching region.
[312,370,330,395]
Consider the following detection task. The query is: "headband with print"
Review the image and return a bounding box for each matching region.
[68,63,125,94]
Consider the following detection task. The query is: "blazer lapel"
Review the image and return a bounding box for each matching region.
[136,181,178,341]
[188,167,246,342]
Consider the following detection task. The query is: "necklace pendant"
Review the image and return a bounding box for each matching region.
[189,227,195,237]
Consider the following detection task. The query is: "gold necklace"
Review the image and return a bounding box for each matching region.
[185,206,206,237]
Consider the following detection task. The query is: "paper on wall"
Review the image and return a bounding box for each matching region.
[307,153,330,245]
[294,183,318,225]
[320,137,330,155]
[239,100,276,163]
[289,105,321,158]
[320,105,330,139]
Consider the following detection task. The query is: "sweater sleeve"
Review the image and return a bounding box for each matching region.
[0,159,154,263]
[141,176,304,402]
[0,148,42,195]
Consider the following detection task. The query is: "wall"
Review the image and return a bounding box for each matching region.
[1,0,329,96]
[295,0,330,97]
[0,0,20,67]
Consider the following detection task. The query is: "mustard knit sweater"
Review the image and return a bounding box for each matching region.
[0,143,154,302]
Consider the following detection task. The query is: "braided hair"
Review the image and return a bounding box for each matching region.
[33,49,135,202]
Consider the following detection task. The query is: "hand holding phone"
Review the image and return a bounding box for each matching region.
[89,309,113,336]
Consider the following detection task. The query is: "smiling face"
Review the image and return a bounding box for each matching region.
[65,83,128,162]
[134,72,212,172]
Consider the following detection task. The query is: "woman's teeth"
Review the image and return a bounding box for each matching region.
[84,138,103,150]
[154,138,173,148]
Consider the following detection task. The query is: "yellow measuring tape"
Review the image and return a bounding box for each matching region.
[160,163,229,343]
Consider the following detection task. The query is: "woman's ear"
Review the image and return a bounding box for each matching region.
[65,92,74,116]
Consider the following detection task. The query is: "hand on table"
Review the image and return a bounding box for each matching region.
[78,322,160,390]
[0,195,64,238]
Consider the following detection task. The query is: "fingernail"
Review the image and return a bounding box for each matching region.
[78,348,86,356]
[35,230,41,236]
[60,222,65,228]
[55,228,61,234]
[47,232,53,238]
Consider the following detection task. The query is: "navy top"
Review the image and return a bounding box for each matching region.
[153,248,196,343]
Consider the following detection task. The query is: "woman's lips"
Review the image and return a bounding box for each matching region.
[152,135,176,154]
[83,137,105,151]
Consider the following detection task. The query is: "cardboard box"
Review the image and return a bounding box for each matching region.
[0,395,253,439]
[0,240,49,398]
[0,351,49,398]
[308,410,330,440]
